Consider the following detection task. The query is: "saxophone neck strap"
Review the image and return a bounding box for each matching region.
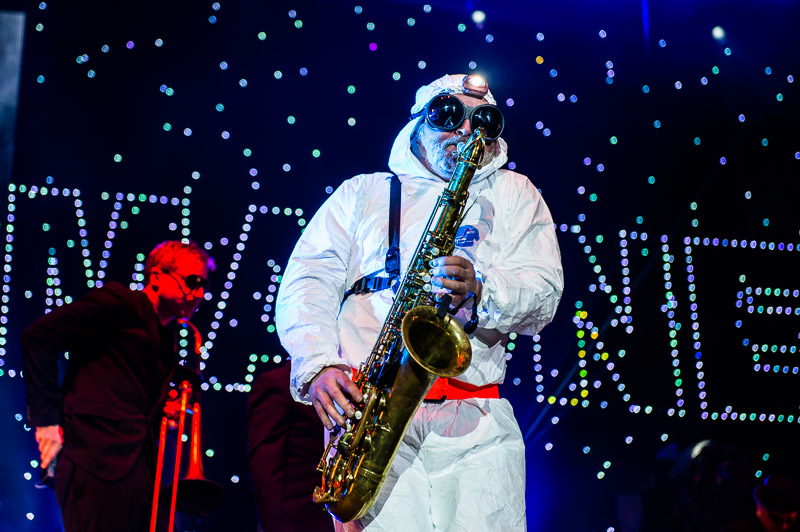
[342,174,401,303]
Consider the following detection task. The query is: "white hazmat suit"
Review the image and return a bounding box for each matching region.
[276,74,564,531]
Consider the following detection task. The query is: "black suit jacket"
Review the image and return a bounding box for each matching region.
[247,363,333,531]
[22,282,175,481]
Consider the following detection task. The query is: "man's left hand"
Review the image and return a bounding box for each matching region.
[35,425,63,470]
[430,256,482,309]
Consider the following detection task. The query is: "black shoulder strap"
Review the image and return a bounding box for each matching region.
[385,174,401,278]
[342,175,401,303]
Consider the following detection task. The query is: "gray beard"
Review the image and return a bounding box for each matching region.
[414,125,497,180]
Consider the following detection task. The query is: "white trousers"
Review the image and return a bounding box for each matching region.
[335,398,527,532]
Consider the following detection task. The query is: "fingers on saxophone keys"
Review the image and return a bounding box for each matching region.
[313,398,336,431]
[338,371,363,403]
[430,277,451,294]
[430,266,457,280]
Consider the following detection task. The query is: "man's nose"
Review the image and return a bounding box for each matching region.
[456,118,473,137]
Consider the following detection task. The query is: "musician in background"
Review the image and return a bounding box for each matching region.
[247,361,334,532]
[21,240,214,532]
[276,74,563,530]
[723,474,800,532]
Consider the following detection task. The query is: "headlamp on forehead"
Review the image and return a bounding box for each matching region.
[462,74,489,99]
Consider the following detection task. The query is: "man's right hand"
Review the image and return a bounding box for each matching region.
[309,366,363,431]
[35,425,63,470]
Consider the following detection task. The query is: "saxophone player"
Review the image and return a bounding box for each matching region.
[276,74,564,531]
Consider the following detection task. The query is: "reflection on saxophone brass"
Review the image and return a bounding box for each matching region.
[312,129,487,522]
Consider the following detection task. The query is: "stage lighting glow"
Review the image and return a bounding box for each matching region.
[712,26,726,40]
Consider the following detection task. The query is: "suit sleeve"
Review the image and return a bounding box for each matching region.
[21,285,129,426]
[476,176,564,336]
[275,177,362,404]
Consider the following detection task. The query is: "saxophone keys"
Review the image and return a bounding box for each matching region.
[423,283,432,292]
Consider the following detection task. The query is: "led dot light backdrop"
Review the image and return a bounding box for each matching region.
[1,1,798,530]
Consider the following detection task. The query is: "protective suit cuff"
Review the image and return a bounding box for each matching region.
[291,358,343,405]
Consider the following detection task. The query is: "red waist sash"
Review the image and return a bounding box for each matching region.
[350,368,499,401]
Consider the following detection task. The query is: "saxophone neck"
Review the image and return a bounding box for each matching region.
[455,129,487,170]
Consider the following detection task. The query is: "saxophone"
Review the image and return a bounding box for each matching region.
[313,128,487,522]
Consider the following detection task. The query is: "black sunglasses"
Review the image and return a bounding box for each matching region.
[417,94,505,141]
[166,271,210,291]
